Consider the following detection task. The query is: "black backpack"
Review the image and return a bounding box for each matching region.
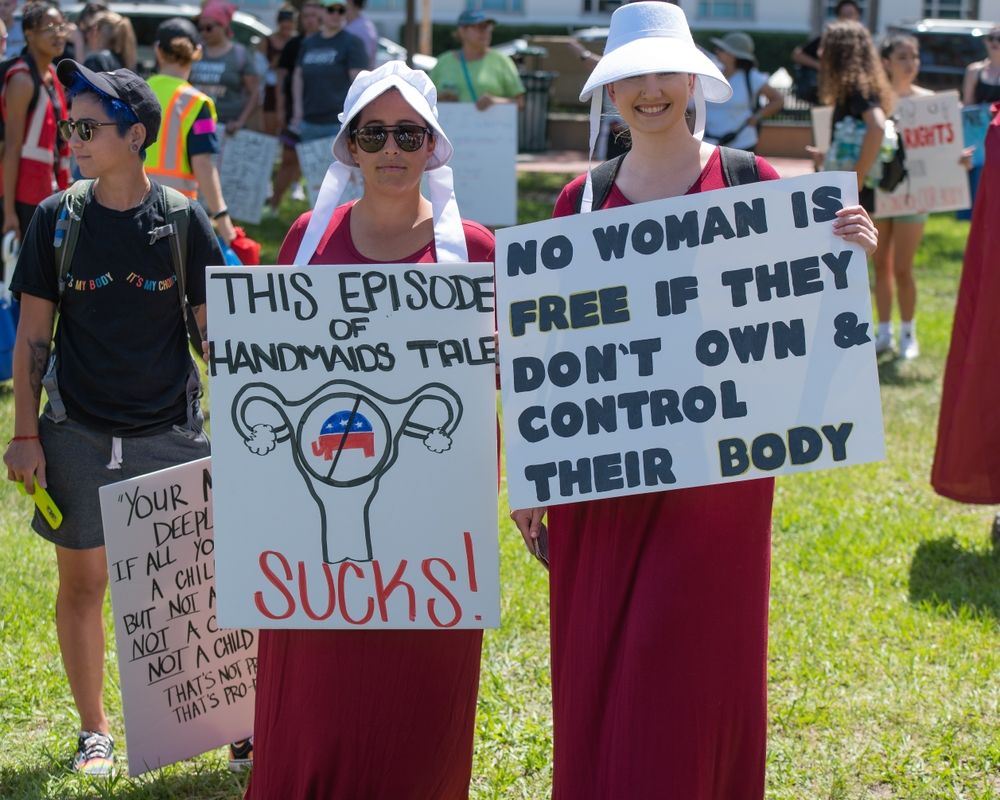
[574,146,761,213]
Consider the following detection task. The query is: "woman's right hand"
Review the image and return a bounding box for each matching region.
[2,212,20,240]
[511,506,547,552]
[4,437,46,492]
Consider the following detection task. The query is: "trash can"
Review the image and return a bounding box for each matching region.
[519,71,556,153]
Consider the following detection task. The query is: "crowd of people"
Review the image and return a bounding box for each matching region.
[0,0,996,796]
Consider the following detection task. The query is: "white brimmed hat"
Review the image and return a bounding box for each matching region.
[579,2,730,103]
[577,2,733,213]
[292,61,467,264]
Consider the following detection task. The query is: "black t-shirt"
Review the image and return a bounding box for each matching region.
[297,30,367,124]
[833,90,876,125]
[10,182,222,436]
[278,35,303,122]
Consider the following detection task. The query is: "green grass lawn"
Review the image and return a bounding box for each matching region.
[1,177,997,798]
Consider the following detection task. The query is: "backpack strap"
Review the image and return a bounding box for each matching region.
[574,153,627,213]
[719,146,760,187]
[54,179,95,296]
[157,183,191,325]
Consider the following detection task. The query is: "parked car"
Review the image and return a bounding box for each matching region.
[376,37,437,72]
[887,19,996,93]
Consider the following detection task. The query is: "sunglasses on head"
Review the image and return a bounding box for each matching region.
[58,118,117,142]
[352,124,431,153]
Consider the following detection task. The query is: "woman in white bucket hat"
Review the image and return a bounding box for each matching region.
[510,4,877,798]
[245,61,493,800]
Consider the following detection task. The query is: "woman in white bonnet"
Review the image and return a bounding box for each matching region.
[246,61,493,799]
[511,4,877,798]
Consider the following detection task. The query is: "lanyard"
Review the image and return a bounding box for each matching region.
[458,51,478,102]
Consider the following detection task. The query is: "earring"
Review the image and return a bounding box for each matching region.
[131,143,139,152]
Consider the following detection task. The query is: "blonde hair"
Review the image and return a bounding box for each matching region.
[819,20,894,114]
[158,36,202,66]
[91,10,138,71]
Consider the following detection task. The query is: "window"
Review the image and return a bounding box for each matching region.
[922,0,977,18]
[468,0,525,13]
[697,1,755,21]
[367,0,404,10]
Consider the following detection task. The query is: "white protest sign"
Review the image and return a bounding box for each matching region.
[98,458,256,777]
[496,172,885,510]
[218,130,279,225]
[875,91,969,216]
[434,103,518,226]
[206,264,499,629]
[296,135,363,207]
[811,106,832,152]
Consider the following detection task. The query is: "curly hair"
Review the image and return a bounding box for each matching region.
[818,20,894,114]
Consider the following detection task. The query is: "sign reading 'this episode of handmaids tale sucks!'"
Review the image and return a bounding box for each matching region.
[206,263,499,630]
[496,171,885,511]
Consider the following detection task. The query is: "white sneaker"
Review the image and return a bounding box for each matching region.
[874,330,895,355]
[899,331,919,360]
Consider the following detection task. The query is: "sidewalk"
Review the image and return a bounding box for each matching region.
[517,150,815,179]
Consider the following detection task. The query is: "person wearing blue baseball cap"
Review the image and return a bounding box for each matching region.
[428,9,524,111]
[4,59,222,777]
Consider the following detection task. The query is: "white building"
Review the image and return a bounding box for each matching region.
[358,0,999,39]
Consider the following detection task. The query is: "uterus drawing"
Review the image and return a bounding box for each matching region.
[231,379,463,564]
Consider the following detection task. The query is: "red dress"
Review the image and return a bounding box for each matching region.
[245,203,495,800]
[932,103,1000,504]
[547,149,779,800]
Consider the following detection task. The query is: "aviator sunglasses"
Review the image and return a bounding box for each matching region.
[352,124,431,153]
[58,118,118,141]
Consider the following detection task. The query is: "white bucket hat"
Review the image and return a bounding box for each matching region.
[578,2,732,212]
[292,61,467,264]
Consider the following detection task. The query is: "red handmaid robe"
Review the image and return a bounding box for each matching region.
[545,149,779,800]
[932,103,1000,504]
[244,204,495,800]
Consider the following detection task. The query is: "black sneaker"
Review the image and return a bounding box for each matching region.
[228,737,253,772]
[72,730,114,777]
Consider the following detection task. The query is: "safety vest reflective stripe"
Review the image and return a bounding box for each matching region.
[147,79,208,199]
[20,88,54,164]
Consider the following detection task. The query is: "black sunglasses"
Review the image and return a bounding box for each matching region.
[326,5,347,13]
[58,118,117,142]
[352,124,431,153]
[985,34,1000,43]
[198,22,219,31]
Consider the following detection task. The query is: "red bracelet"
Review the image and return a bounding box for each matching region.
[8,435,40,443]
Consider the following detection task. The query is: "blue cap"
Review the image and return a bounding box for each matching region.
[457,9,495,26]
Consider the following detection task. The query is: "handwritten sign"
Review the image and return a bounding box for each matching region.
[218,130,280,225]
[496,172,885,510]
[296,135,362,207]
[98,459,256,777]
[811,105,833,152]
[434,104,518,226]
[206,264,499,629]
[875,91,969,216]
[962,103,993,169]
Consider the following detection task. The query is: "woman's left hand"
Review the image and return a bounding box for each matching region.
[832,204,878,256]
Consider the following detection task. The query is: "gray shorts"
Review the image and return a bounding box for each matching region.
[34,411,211,550]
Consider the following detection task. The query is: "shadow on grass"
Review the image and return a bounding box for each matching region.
[908,536,1000,618]
[876,354,936,387]
[0,759,246,800]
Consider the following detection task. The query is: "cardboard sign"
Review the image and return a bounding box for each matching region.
[496,172,885,510]
[962,103,993,169]
[811,105,833,152]
[206,264,499,629]
[98,458,256,777]
[218,130,280,225]
[434,103,518,226]
[296,135,363,207]
[875,91,969,216]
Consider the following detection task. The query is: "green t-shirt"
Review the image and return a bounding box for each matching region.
[429,50,525,103]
